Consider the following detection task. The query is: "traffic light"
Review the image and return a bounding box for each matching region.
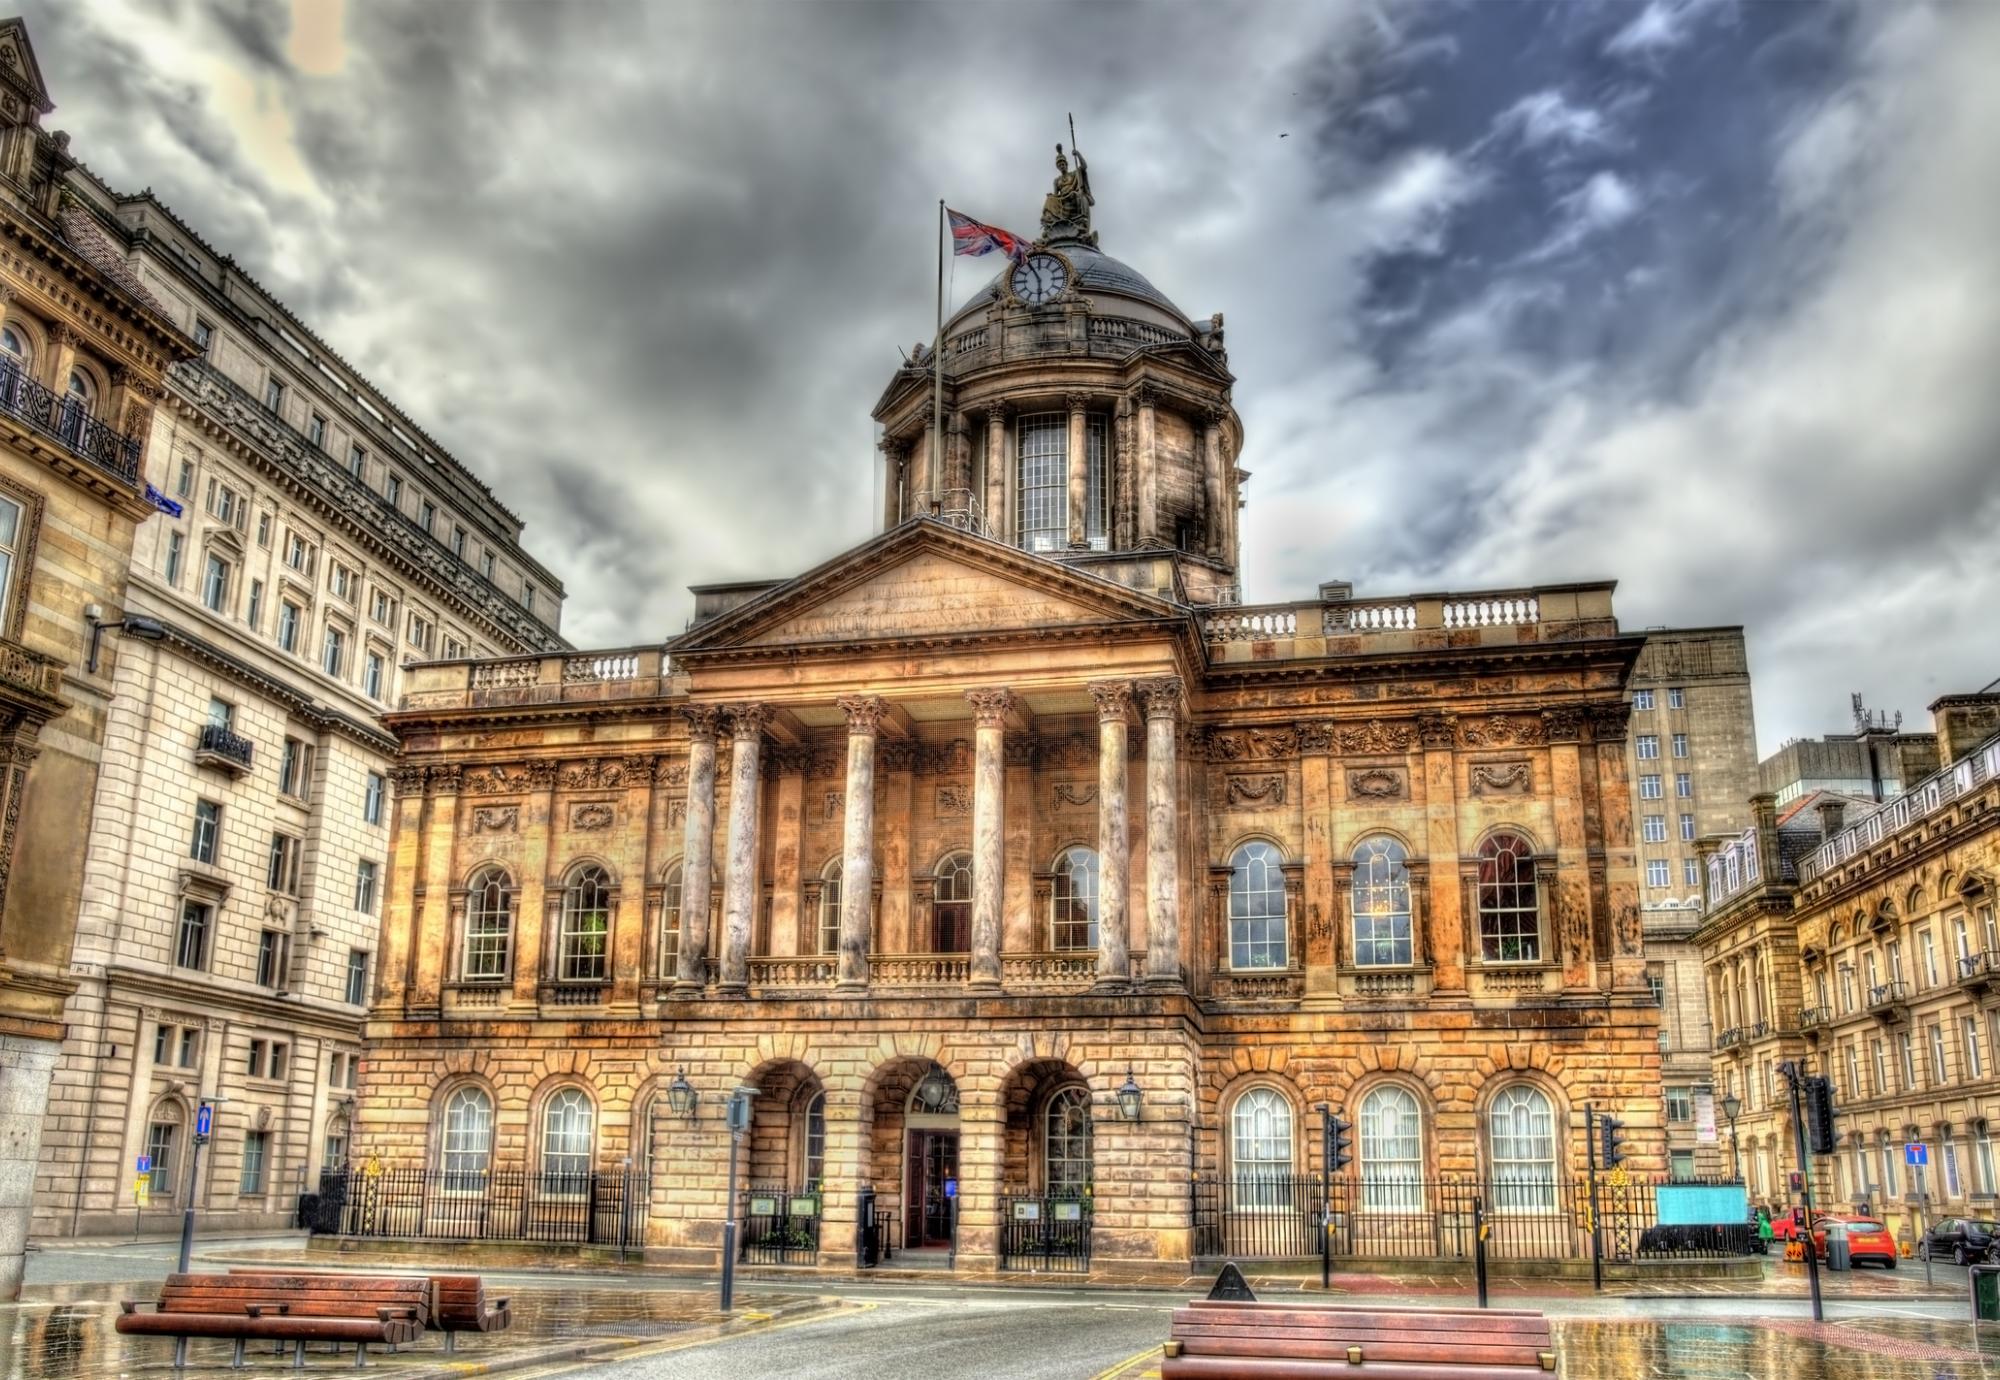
[1327,1113,1353,1173]
[1600,1114,1627,1169]
[1805,1075,1837,1155]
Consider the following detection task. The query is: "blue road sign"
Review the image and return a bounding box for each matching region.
[944,1178,958,1199]
[136,1155,151,1174]
[195,1103,213,1138]
[1907,1142,1929,1166]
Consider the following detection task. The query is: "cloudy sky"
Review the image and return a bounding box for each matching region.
[25,0,2000,752]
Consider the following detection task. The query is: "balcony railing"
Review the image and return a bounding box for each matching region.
[1866,980,1910,1015]
[0,361,142,486]
[1799,730,2000,884]
[1210,968,1306,1002]
[193,722,255,774]
[1960,952,2000,988]
[1798,1006,1831,1032]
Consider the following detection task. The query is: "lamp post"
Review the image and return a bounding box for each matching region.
[83,605,166,673]
[1721,1092,1743,1182]
[1117,1067,1143,1122]
[719,1085,758,1312]
[177,1096,227,1274]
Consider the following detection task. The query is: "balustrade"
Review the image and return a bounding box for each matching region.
[1209,968,1305,1001]
[1202,606,1297,641]
[872,954,972,987]
[747,957,838,992]
[1477,967,1550,995]
[0,360,142,485]
[1352,969,1419,997]
[471,659,538,689]
[1798,1006,1830,1031]
[563,652,640,683]
[1441,595,1540,628]
[1800,731,2000,883]
[1327,601,1418,633]
[999,952,1098,990]
[1866,980,1910,1014]
[193,722,255,774]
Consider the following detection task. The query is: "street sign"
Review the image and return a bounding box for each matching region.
[194,1103,213,1139]
[133,1177,150,1209]
[1907,1142,1929,1166]
[944,1178,957,1199]
[136,1155,150,1174]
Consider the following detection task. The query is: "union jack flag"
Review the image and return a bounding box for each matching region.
[947,208,1030,262]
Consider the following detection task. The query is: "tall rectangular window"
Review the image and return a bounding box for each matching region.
[1646,859,1670,887]
[363,650,384,699]
[277,601,301,653]
[348,444,366,478]
[321,624,344,678]
[1967,1017,1984,1079]
[164,530,184,585]
[1675,773,1693,798]
[146,1121,177,1195]
[1683,858,1700,886]
[355,860,378,914]
[1680,813,1696,841]
[240,1131,268,1194]
[193,318,213,352]
[363,772,385,825]
[1641,815,1667,843]
[345,949,369,1006]
[1668,687,1685,709]
[420,499,436,532]
[385,473,402,506]
[256,929,289,988]
[267,832,300,894]
[189,799,221,864]
[1931,1024,1948,1083]
[174,901,211,970]
[1015,413,1068,552]
[279,737,312,797]
[451,525,466,557]
[480,551,495,580]
[1672,733,1689,758]
[1636,735,1659,760]
[245,578,263,630]
[263,378,286,412]
[1638,774,1662,799]
[1083,414,1109,551]
[307,413,327,448]
[1633,689,1654,711]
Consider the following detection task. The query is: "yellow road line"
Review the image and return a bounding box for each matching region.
[471,1300,868,1380]
[1086,1343,1164,1380]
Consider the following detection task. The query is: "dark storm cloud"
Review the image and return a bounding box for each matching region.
[22,0,2000,748]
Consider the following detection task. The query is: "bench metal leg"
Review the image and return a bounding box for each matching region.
[354,1342,367,1369]
[173,1337,188,1370]
[293,1340,306,1370]
[232,1338,246,1369]
[445,1332,457,1354]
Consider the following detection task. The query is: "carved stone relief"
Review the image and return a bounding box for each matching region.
[1052,781,1097,810]
[1469,761,1533,796]
[1345,767,1405,801]
[471,805,520,833]
[935,783,971,818]
[1224,772,1287,807]
[569,802,616,831]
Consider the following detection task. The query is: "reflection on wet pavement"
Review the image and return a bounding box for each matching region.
[1561,1319,2000,1378]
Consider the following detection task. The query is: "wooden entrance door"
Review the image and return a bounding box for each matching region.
[904,1130,959,1248]
[933,901,970,954]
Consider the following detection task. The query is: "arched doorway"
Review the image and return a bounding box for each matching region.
[904,1063,961,1249]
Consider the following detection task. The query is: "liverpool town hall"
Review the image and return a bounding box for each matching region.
[352,156,1665,1276]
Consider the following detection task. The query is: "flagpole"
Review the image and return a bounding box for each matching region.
[932,198,945,513]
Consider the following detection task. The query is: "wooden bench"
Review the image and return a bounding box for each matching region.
[1163,1300,1558,1378]
[117,1272,430,1369]
[430,1274,511,1351]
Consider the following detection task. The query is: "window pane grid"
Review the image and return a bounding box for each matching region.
[1016,413,1067,552]
[558,867,611,982]
[1489,1086,1557,1211]
[1229,842,1289,969]
[660,867,683,976]
[1477,835,1540,963]
[1351,836,1412,967]
[542,1088,593,1183]
[442,1087,493,1189]
[1359,1086,1424,1211]
[1045,1087,1094,1196]
[1051,848,1099,951]
[1231,1089,1294,1208]
[819,873,842,955]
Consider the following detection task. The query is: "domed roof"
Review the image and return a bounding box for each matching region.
[946,239,1191,332]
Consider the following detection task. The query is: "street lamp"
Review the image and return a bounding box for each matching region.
[177,1095,228,1274]
[84,605,166,673]
[1721,1091,1743,1182]
[719,1085,758,1313]
[668,1068,699,1120]
[1117,1067,1143,1122]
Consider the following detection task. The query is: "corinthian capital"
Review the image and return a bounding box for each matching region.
[1087,680,1134,725]
[837,695,888,734]
[964,687,1015,728]
[681,704,722,743]
[724,703,773,739]
[1134,676,1185,723]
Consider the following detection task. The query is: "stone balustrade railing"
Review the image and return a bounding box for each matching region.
[1798,731,2000,886]
[747,957,838,992]
[1202,583,1612,660]
[1000,952,1098,988]
[402,645,674,711]
[871,954,972,987]
[1209,968,1305,1001]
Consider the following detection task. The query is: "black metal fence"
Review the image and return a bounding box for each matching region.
[307,1169,643,1252]
[739,1186,822,1264]
[998,1194,1094,1273]
[1191,1172,1752,1263]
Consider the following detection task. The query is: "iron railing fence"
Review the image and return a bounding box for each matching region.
[308,1168,642,1253]
[997,1193,1094,1273]
[0,360,142,485]
[1191,1172,1753,1263]
[739,1185,822,1264]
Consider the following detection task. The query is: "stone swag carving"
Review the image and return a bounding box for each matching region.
[1224,773,1286,807]
[470,805,519,833]
[1469,762,1532,795]
[1346,768,1404,800]
[1052,781,1097,809]
[569,802,616,831]
[935,783,971,817]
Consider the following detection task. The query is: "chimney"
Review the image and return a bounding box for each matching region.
[1814,798,1846,841]
[1928,693,2000,767]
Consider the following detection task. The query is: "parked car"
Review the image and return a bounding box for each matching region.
[1919,1217,2000,1265]
[1811,1215,1899,1268]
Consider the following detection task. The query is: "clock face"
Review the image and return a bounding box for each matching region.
[1010,253,1068,305]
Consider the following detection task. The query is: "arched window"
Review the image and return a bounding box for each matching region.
[145,1100,183,1196]
[1044,1086,1093,1197]
[440,1086,493,1189]
[1351,836,1413,967]
[817,859,842,955]
[1231,1088,1294,1207]
[802,1091,827,1189]
[0,325,28,368]
[1477,833,1540,963]
[58,369,93,445]
[1488,1086,1556,1210]
[1358,1086,1423,1210]
[557,865,612,982]
[933,851,974,953]
[659,862,683,978]
[541,1087,594,1186]
[462,867,513,981]
[1228,842,1288,970]
[323,1114,350,1172]
[1050,847,1099,951]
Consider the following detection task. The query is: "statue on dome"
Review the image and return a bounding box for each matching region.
[1041,141,1096,245]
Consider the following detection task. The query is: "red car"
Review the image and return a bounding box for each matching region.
[1810,1215,1899,1268]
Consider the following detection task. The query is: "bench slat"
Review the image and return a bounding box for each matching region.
[1166,1299,1557,1378]
[1164,1360,1551,1380]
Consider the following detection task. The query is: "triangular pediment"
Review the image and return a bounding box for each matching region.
[0,20,53,122]
[673,520,1186,653]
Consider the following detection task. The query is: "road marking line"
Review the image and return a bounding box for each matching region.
[1087,1343,1164,1380]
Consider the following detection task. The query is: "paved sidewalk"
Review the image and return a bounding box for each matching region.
[0,1280,841,1380]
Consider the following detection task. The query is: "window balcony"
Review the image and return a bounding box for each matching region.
[0,363,142,487]
[539,981,607,1008]
[1798,1006,1832,1041]
[1866,980,1910,1020]
[1209,967,1305,1002]
[1960,951,2000,993]
[193,722,255,775]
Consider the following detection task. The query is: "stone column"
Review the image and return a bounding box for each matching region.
[835,696,885,991]
[1137,678,1184,988]
[672,707,721,996]
[983,408,1007,540]
[918,418,938,513]
[1202,407,1227,558]
[879,439,906,529]
[1066,392,1089,547]
[1136,386,1160,545]
[1090,681,1134,989]
[965,689,1012,990]
[717,704,770,994]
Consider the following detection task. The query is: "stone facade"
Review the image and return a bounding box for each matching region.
[1626,628,1759,1180]
[0,19,193,1294]
[16,20,567,1243]
[1699,693,2000,1245]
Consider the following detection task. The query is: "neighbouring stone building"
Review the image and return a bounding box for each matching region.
[13,22,567,1242]
[352,152,1664,1276]
[1698,692,2000,1244]
[1760,696,1940,808]
[1625,628,1759,1180]
[0,20,195,1294]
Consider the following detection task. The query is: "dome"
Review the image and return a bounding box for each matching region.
[945,240,1191,334]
